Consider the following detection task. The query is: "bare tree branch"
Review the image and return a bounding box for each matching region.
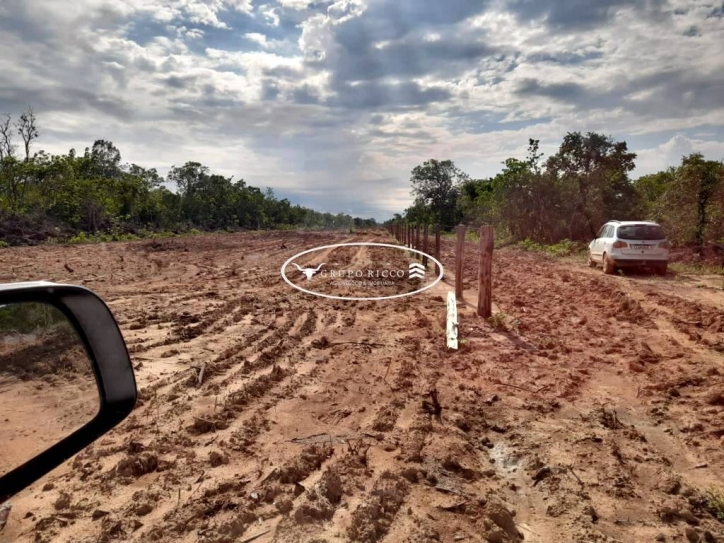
[15,107,39,161]
[0,113,15,159]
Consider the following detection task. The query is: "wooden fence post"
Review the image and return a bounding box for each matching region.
[435,224,441,276]
[477,226,494,318]
[422,224,429,267]
[455,224,466,299]
[415,224,421,254]
[446,291,458,350]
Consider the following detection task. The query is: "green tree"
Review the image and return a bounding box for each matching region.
[546,132,637,240]
[409,159,467,228]
[654,154,724,248]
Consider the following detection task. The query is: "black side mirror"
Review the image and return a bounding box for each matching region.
[0,282,136,501]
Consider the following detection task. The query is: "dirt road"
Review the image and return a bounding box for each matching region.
[0,230,722,543]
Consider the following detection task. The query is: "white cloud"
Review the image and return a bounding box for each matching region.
[260,4,280,26]
[635,135,724,176]
[0,0,723,219]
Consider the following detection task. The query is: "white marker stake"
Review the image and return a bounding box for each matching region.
[447,291,458,350]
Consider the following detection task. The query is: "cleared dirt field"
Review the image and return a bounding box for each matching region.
[0,230,723,543]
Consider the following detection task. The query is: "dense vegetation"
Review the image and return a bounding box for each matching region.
[0,108,376,246]
[395,133,724,249]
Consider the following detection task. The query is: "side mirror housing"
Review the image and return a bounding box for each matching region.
[0,282,136,501]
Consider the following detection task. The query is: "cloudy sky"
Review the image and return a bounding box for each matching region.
[1,0,723,219]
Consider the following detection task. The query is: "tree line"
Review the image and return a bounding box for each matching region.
[392,132,724,248]
[0,108,376,246]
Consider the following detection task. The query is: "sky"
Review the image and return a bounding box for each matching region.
[0,0,723,220]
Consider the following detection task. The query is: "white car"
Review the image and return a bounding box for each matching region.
[588,221,669,275]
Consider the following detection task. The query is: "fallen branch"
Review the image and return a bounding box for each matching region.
[567,465,584,487]
[330,341,390,348]
[240,530,271,543]
[422,389,443,420]
[383,358,393,381]
[494,382,548,394]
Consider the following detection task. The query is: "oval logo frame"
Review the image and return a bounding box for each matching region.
[280,242,444,301]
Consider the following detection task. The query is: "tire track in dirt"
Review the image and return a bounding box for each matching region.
[3,231,723,543]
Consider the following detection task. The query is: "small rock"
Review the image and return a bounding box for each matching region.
[401,467,419,483]
[41,483,54,492]
[127,441,144,454]
[546,500,568,518]
[532,467,552,486]
[685,527,699,543]
[53,492,71,511]
[0,502,11,532]
[654,534,665,542]
[659,505,699,526]
[116,452,158,478]
[487,532,504,543]
[660,477,682,495]
[487,501,521,541]
[705,389,724,406]
[134,502,153,516]
[92,509,109,521]
[275,499,293,514]
[208,450,229,467]
[452,414,471,432]
[582,504,598,523]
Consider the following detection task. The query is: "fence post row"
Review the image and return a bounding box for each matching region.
[393,222,493,321]
[434,224,441,276]
[454,224,466,299]
[422,224,429,267]
[477,225,494,318]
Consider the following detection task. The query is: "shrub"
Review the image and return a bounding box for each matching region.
[516,238,585,257]
[487,312,508,331]
[705,487,724,522]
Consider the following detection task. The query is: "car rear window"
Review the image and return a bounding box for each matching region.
[616,224,665,240]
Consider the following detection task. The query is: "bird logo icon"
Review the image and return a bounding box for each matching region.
[292,262,325,280]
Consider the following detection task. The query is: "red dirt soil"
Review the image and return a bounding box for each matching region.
[0,229,722,543]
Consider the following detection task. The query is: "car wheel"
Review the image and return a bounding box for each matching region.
[602,253,615,275]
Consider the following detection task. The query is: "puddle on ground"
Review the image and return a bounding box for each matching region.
[489,442,522,475]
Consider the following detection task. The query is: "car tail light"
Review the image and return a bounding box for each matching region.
[658,241,669,249]
[613,241,628,248]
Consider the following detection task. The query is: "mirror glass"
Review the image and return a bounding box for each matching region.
[0,302,98,477]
